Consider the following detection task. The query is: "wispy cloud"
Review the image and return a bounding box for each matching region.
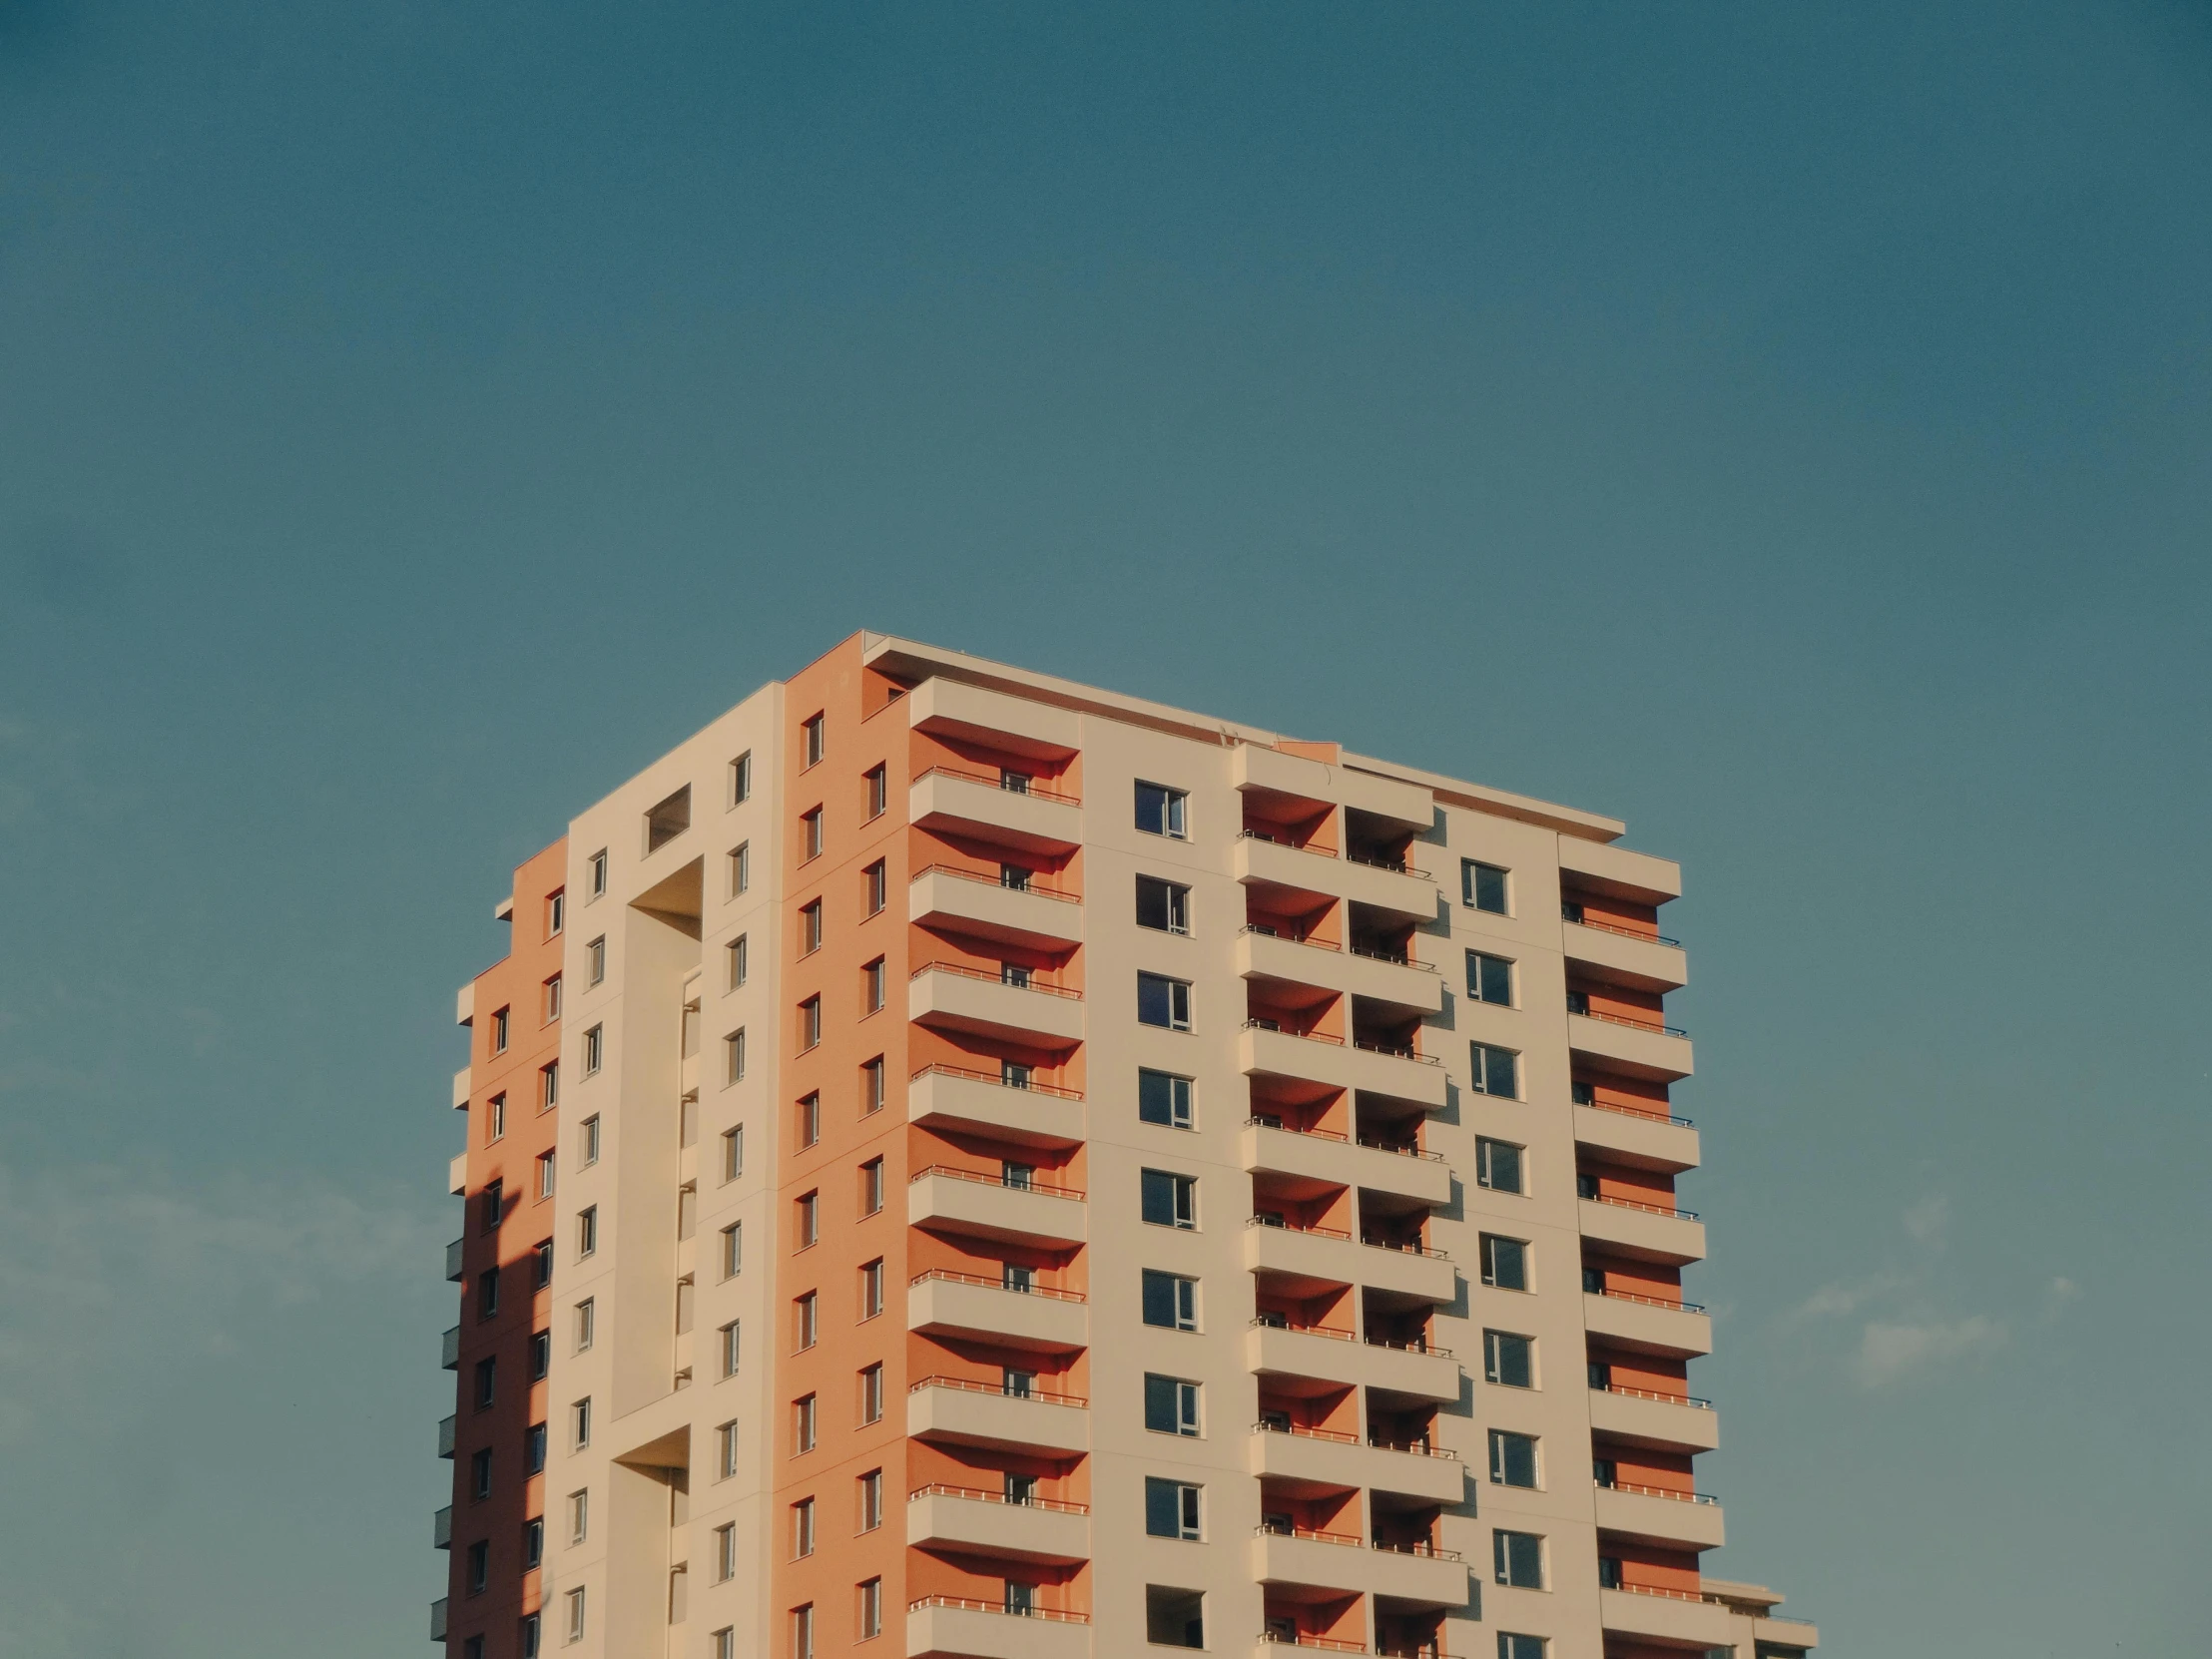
[1853,1315,2007,1386]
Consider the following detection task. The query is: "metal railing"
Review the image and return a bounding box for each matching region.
[1248,1114,1350,1143]
[1247,1215,1353,1242]
[1592,1287,1708,1314]
[909,1482,1089,1515]
[1253,1418,1359,1444]
[1354,1038,1441,1065]
[1243,1017,1343,1045]
[1256,1522,1363,1547]
[1239,828,1335,854]
[1566,912,1681,948]
[909,1061,1084,1101]
[1350,943,1436,971]
[1597,1478,1719,1505]
[910,959,1082,999]
[907,1595,1090,1624]
[1374,1539,1462,1560]
[909,1163,1086,1201]
[908,1268,1087,1304]
[1367,1437,1460,1460]
[1578,1096,1695,1129]
[1585,1192,1700,1222]
[1359,1234,1451,1261]
[1259,1634,1367,1653]
[1595,1382,1714,1409]
[1249,1318,1454,1361]
[1240,922,1339,949]
[911,862,1081,904]
[1575,1006,1689,1038]
[909,1374,1086,1408]
[910,765,1081,807]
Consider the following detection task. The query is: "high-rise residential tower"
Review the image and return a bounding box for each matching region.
[434,633,1819,1659]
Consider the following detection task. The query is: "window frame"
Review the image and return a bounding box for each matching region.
[1462,858,1510,915]
[1135,781,1189,839]
[1137,971,1194,1032]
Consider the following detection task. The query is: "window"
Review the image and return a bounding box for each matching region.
[796,1293,818,1350]
[1136,782,1188,838]
[522,1514,544,1566]
[564,1586,586,1643]
[1140,1170,1198,1229]
[479,1180,503,1235]
[540,1061,559,1110]
[1469,1042,1519,1099]
[792,1605,815,1659]
[1462,859,1509,914]
[728,933,749,989]
[1592,1457,1617,1488]
[857,1468,883,1530]
[576,1206,598,1259]
[1497,1636,1547,1659]
[1596,1554,1624,1590]
[1145,1477,1203,1539]
[582,1024,603,1075]
[492,1006,510,1053]
[716,1420,740,1480]
[525,1422,547,1474]
[1467,950,1514,1006]
[794,1393,818,1452]
[474,1355,498,1409]
[1492,1529,1544,1588]
[588,848,608,899]
[864,764,886,819]
[859,1361,883,1422]
[486,1093,506,1144]
[1583,1266,1606,1294]
[1142,1270,1199,1331]
[548,890,565,936]
[850,1156,880,1216]
[530,1330,551,1378]
[588,935,606,984]
[467,1537,489,1595]
[802,807,824,860]
[1136,876,1191,934]
[721,1223,743,1280]
[470,1445,493,1498]
[722,1125,744,1182]
[1576,1172,1599,1200]
[804,712,826,767]
[1483,1331,1535,1388]
[571,1396,592,1448]
[568,1488,589,1543]
[1146,1586,1205,1649]
[713,1630,735,1659]
[726,1027,748,1085]
[792,1497,816,1557]
[537,1151,556,1199]
[857,1577,882,1641]
[1476,1137,1523,1194]
[533,1239,553,1290]
[797,1190,820,1246]
[1003,1582,1036,1617]
[801,899,823,954]
[577,1114,600,1167]
[1137,972,1192,1031]
[864,859,886,914]
[799,1090,821,1146]
[731,751,754,805]
[720,1321,742,1379]
[1481,1235,1530,1292]
[544,974,562,1021]
[860,1055,884,1112]
[1143,1374,1201,1436]
[1137,1068,1195,1129]
[1570,1079,1595,1106]
[478,1268,501,1320]
[647,786,693,851]
[1488,1429,1539,1488]
[800,998,822,1051]
[730,842,752,896]
[860,1261,884,1320]
[707,1520,734,1581]
[522,1616,541,1659]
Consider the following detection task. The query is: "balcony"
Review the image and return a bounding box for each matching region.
[1249,1423,1464,1505]
[433,1504,452,1549]
[909,1166,1087,1249]
[1572,1102,1700,1175]
[1583,1290,1713,1359]
[430,1597,448,1643]
[1578,1196,1706,1267]
[1246,1322,1462,1404]
[905,1597,1090,1659]
[907,1270,1089,1354]
[1237,928,1443,1017]
[447,1152,468,1197]
[437,1414,456,1458]
[907,676,1081,761]
[1561,916,1688,993]
[451,1065,470,1108]
[1241,1120,1452,1210]
[1597,1586,1732,1649]
[1235,833,1439,924]
[1593,1481,1726,1551]
[1588,1384,1721,1454]
[906,1485,1091,1565]
[910,767,1081,856]
[910,865,1084,952]
[1232,742,1434,833]
[910,962,1085,1049]
[1245,1219,1454,1304]
[1567,1011,1693,1084]
[440,1325,460,1370]
[908,1376,1091,1455]
[1251,1529,1466,1608]
[1240,1024,1447,1113]
[908,1064,1085,1150]
[444,1237,466,1283]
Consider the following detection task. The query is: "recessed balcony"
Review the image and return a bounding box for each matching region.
[1597,1586,1732,1649]
[1240,1024,1447,1113]
[907,1270,1089,1354]
[1582,1290,1713,1359]
[910,768,1081,856]
[907,1376,1091,1455]
[908,1064,1085,1150]
[1235,833,1439,924]
[1561,917,1688,993]
[905,1597,1091,1659]
[1251,1529,1467,1607]
[1237,928,1444,1017]
[1241,1120,1453,1210]
[1567,1012,1693,1083]
[910,865,1084,952]
[1587,1384,1721,1454]
[1245,1321,1462,1404]
[1593,1481,1726,1551]
[1245,1218,1455,1304]
[906,1484,1091,1565]
[910,962,1085,1049]
[909,1166,1087,1249]
[1572,1102,1700,1175]
[1578,1196,1706,1267]
[1249,1422,1465,1505]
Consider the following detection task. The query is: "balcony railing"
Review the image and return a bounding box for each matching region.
[908,1595,1089,1624]
[1373,1539,1462,1560]
[910,1374,1086,1408]
[1260,1634,1368,1653]
[1575,1007,1689,1039]
[1358,1234,1450,1262]
[1248,1215,1352,1242]
[912,960,1083,999]
[1349,943,1436,972]
[910,1163,1085,1202]
[1257,1522,1363,1546]
[1241,922,1340,949]
[1580,1097,1696,1129]
[1367,1437,1460,1460]
[909,1268,1087,1304]
[1608,1582,1708,1604]
[1592,1287,1708,1314]
[1354,1038,1440,1065]
[1249,1317,1454,1361]
[1587,1192,1700,1221]
[1346,848,1428,878]
[1565,911,1682,948]
[909,1061,1084,1101]
[1239,828,1335,854]
[1254,1418,1359,1444]
[1595,1382,1714,1409]
[1597,1478,1719,1505]
[909,1482,1090,1515]
[912,862,1081,904]
[911,765,1081,807]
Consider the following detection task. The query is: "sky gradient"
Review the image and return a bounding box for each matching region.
[2,4,2208,1654]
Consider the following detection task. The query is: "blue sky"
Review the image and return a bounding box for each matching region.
[2,3,2207,1653]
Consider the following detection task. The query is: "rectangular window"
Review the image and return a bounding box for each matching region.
[486,1093,506,1144]
[717,1420,740,1480]
[797,1190,820,1246]
[525,1422,547,1474]
[533,1239,553,1290]
[793,1497,816,1557]
[860,1260,884,1320]
[728,933,749,989]
[1593,1457,1617,1488]
[588,936,606,985]
[860,1156,884,1215]
[530,1330,550,1376]
[1483,1331,1535,1389]
[571,1396,592,1448]
[713,1630,734,1659]
[470,1445,493,1499]
[1462,859,1509,915]
[465,1537,491,1597]
[540,1061,559,1110]
[1469,1042,1519,1099]
[799,1091,821,1146]
[860,1056,884,1113]
[1145,1477,1203,1540]
[1135,782,1188,838]
[492,1006,510,1053]
[1136,875,1191,934]
[568,1488,588,1544]
[1492,1529,1544,1589]
[792,1605,815,1659]
[1147,1587,1205,1649]
[858,1469,883,1530]
[548,890,565,936]
[864,859,886,917]
[580,1114,601,1166]
[1143,1374,1201,1436]
[726,1027,747,1085]
[796,1292,819,1351]
[804,713,826,767]
[1475,1137,1523,1194]
[1488,1429,1539,1488]
[794,1393,818,1452]
[859,1361,883,1423]
[864,764,886,819]
[1137,1068,1195,1128]
[647,786,693,852]
[544,974,563,1021]
[859,956,885,1016]
[722,1124,744,1183]
[802,807,824,860]
[857,1577,882,1641]
[589,848,608,899]
[730,842,752,896]
[721,1223,742,1280]
[576,1205,598,1259]
[1497,1636,1547,1659]
[1140,1169,1198,1229]
[1142,1270,1199,1332]
[1480,1235,1530,1292]
[731,751,753,805]
[536,1151,556,1199]
[522,1514,544,1566]
[720,1321,742,1379]
[1466,950,1514,1006]
[801,899,823,954]
[474,1356,497,1409]
[574,1299,595,1352]
[565,1587,586,1643]
[480,1180,503,1236]
[1137,972,1193,1031]
[800,998,822,1051]
[714,1520,737,1581]
[478,1267,501,1320]
[582,1024,603,1075]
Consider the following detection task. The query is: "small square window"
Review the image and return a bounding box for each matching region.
[1141,1169,1197,1229]
[1462,858,1509,915]
[1142,1270,1199,1332]
[1492,1529,1544,1589]
[1470,1042,1519,1099]
[647,786,693,852]
[1483,1330,1535,1388]
[1137,972,1193,1031]
[1145,1476,1203,1539]
[1476,1136,1523,1194]
[1146,1586,1204,1650]
[1488,1429,1539,1488]
[1137,1069,1195,1128]
[1142,1374,1201,1436]
[1480,1234,1530,1292]
[1135,782,1188,838]
[1467,950,1514,1006]
[1136,876,1191,934]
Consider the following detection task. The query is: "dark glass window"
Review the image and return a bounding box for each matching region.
[1138,1069,1194,1128]
[1137,973,1192,1031]
[1483,1331,1534,1388]
[1140,1170,1196,1229]
[1136,877,1191,934]
[1488,1429,1538,1488]
[1144,1477,1202,1539]
[1136,783,1188,838]
[1470,1043,1518,1099]
[1142,1270,1198,1331]
[1143,1374,1200,1436]
[1462,859,1508,914]
[1480,1235,1529,1292]
[1467,950,1513,1006]
[1475,1138,1523,1195]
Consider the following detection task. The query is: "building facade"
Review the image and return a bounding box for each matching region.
[434,633,1818,1659]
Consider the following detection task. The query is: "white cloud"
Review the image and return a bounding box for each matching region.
[1852,1315,2007,1387]
[1901,1192,1949,1249]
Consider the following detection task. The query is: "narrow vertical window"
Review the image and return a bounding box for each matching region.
[794,1394,818,1452]
[547,890,565,936]
[722,1125,745,1183]
[543,974,562,1021]
[857,1469,882,1530]
[801,899,823,954]
[792,1604,815,1659]
[727,933,748,989]
[798,1092,821,1148]
[573,1299,595,1352]
[859,1361,883,1422]
[565,1587,585,1642]
[582,1024,603,1075]
[864,764,886,819]
[588,848,608,898]
[862,959,884,1014]
[720,1321,742,1378]
[576,1205,598,1259]
[581,1114,601,1165]
[795,1292,819,1350]
[860,1055,884,1112]
[486,1093,506,1143]
[793,1496,816,1557]
[536,1151,556,1199]
[797,1190,820,1247]
[730,842,752,896]
[857,1578,882,1640]
[859,1261,883,1320]
[865,859,886,915]
[802,807,825,859]
[731,752,753,805]
[571,1396,592,1448]
[725,1027,748,1085]
[800,997,822,1050]
[492,1007,510,1053]
[540,1061,559,1110]
[859,1157,884,1216]
[716,1420,740,1480]
[715,1521,738,1580]
[721,1223,743,1279]
[803,713,826,767]
[587,935,606,984]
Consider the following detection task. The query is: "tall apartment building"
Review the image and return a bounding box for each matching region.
[434,633,1819,1659]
